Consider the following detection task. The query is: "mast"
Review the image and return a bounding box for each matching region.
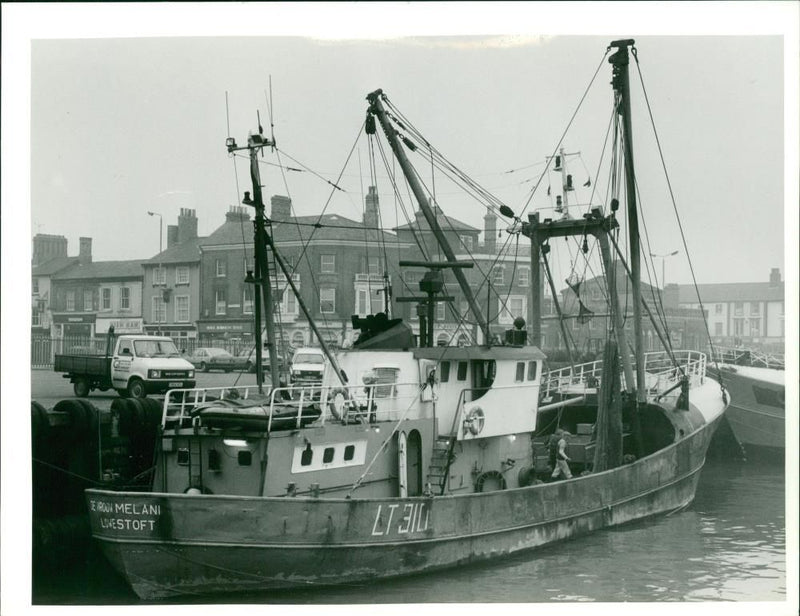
[366,89,490,344]
[609,39,646,403]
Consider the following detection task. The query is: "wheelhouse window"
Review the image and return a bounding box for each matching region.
[439,361,451,383]
[515,362,525,382]
[456,361,468,381]
[527,360,538,381]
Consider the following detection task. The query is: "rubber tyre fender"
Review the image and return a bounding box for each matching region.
[31,401,51,445]
[53,399,89,441]
[475,470,507,493]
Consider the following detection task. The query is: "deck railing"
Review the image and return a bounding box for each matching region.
[712,346,784,369]
[161,380,426,430]
[541,350,708,401]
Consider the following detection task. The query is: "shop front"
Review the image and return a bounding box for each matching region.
[52,313,96,339]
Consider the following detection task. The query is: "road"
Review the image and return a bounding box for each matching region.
[31,368,273,411]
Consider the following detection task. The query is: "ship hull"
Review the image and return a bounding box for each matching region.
[87,415,721,600]
[718,366,785,457]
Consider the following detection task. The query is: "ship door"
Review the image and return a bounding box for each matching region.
[406,430,423,496]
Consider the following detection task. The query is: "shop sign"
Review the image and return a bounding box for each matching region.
[199,322,250,333]
[53,313,96,324]
[96,318,144,334]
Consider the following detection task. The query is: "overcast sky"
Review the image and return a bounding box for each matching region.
[13,9,794,287]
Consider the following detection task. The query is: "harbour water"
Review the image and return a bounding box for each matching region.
[32,454,788,606]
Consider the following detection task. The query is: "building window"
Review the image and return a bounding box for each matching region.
[283,289,298,316]
[492,265,504,284]
[460,235,473,251]
[750,302,760,315]
[215,259,227,277]
[519,267,530,287]
[215,289,227,315]
[436,302,446,321]
[715,303,723,315]
[368,256,381,276]
[32,308,40,327]
[733,319,744,336]
[436,333,449,346]
[733,301,743,316]
[83,290,93,312]
[750,319,760,337]
[153,267,166,285]
[292,331,306,347]
[152,296,167,323]
[320,288,336,314]
[499,296,526,325]
[714,322,723,336]
[321,254,336,274]
[33,278,39,294]
[175,295,190,323]
[242,287,253,314]
[120,287,130,310]
[176,266,190,285]
[101,288,111,311]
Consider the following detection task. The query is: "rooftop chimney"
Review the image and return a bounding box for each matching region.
[270,195,292,222]
[225,205,251,223]
[166,225,179,249]
[484,210,497,254]
[769,267,781,285]
[177,208,198,243]
[79,237,92,265]
[364,186,379,229]
[32,233,68,266]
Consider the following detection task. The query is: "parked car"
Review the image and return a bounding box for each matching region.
[237,347,288,373]
[289,347,327,386]
[187,347,243,372]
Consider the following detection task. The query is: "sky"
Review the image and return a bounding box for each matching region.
[3,3,799,616]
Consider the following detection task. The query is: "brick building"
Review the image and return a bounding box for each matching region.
[50,238,145,341]
[142,208,205,344]
[31,234,78,337]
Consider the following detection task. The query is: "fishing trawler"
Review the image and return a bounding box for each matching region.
[86,39,728,600]
[712,347,785,458]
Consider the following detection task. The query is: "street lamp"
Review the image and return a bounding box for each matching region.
[649,250,679,286]
[148,211,164,333]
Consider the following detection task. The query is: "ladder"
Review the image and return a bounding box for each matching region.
[426,435,455,496]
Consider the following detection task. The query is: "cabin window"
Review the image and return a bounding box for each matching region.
[177,448,190,466]
[369,366,399,398]
[323,447,335,464]
[344,445,355,461]
[238,450,252,466]
[440,361,450,383]
[457,361,468,381]
[515,362,525,382]
[208,449,221,472]
[527,360,538,381]
[301,444,313,466]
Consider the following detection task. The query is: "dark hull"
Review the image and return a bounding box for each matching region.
[87,415,722,600]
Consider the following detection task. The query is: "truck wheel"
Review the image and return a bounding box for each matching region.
[127,378,147,399]
[73,377,91,398]
[200,362,208,372]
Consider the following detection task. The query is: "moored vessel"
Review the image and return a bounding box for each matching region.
[86,39,729,600]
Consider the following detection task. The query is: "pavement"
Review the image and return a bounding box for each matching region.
[31,368,273,411]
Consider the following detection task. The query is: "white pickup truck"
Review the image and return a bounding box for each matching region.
[54,334,196,398]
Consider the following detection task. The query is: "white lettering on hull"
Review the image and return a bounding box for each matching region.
[89,499,161,533]
[371,502,430,536]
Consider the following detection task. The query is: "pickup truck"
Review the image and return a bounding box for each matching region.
[54,333,196,398]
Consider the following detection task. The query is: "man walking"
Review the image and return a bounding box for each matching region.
[550,428,573,481]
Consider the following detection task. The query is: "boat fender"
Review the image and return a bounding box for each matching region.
[328,388,347,421]
[517,465,537,487]
[463,407,485,436]
[475,470,507,492]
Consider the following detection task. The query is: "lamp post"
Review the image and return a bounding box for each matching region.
[649,250,679,286]
[147,211,164,333]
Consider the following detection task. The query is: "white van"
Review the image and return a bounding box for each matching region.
[289,347,326,386]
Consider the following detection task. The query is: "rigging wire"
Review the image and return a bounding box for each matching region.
[630,48,724,379]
